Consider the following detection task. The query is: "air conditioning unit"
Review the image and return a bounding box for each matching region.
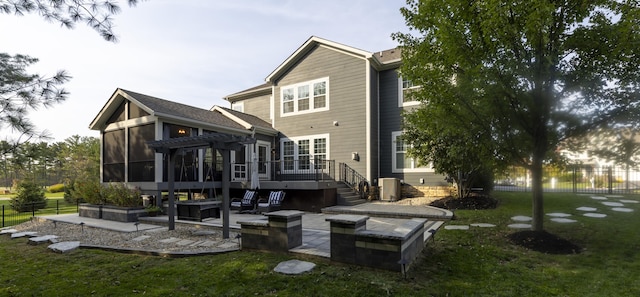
[379,178,400,201]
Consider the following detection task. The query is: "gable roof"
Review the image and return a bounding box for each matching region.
[223,83,271,102]
[266,36,374,84]
[89,88,276,135]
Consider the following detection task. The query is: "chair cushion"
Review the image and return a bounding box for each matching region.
[231,201,241,207]
[241,191,255,204]
[268,191,283,204]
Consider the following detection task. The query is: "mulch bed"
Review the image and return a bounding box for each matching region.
[430,194,582,255]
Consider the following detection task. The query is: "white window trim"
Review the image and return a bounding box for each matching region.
[231,102,244,112]
[281,77,330,116]
[398,76,420,107]
[391,131,432,173]
[280,133,330,173]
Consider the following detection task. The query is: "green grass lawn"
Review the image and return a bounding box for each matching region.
[1,192,639,296]
[0,193,77,227]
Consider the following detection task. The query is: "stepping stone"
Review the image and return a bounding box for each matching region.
[176,239,194,246]
[48,241,80,253]
[619,199,639,204]
[546,213,572,217]
[11,231,37,238]
[576,207,597,212]
[550,218,578,223]
[197,240,217,247]
[611,207,634,213]
[591,196,607,200]
[29,235,58,245]
[583,213,607,218]
[131,235,151,242]
[602,201,624,207]
[470,223,496,228]
[606,195,623,198]
[189,241,205,247]
[193,230,218,236]
[274,259,316,275]
[0,229,17,235]
[508,223,531,229]
[217,242,238,249]
[511,215,532,222]
[444,225,469,230]
[158,237,181,243]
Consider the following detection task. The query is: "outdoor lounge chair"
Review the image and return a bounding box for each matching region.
[230,190,258,213]
[257,190,286,214]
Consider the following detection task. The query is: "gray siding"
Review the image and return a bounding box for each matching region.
[242,93,272,124]
[369,66,379,181]
[378,69,446,187]
[273,45,369,177]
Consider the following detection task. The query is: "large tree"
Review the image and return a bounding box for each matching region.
[394,0,640,231]
[0,0,140,149]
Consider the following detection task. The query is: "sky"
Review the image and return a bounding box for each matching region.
[0,0,410,143]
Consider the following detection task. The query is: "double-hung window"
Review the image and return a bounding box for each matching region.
[398,76,421,107]
[281,77,329,116]
[391,131,432,173]
[280,134,329,172]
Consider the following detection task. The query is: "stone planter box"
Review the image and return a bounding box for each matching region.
[79,204,147,222]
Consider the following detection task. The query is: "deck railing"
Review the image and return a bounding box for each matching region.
[339,163,369,198]
[232,159,336,182]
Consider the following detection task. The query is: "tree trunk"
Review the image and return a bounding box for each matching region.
[530,156,544,231]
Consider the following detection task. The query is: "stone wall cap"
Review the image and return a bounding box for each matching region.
[236,218,269,226]
[264,210,305,218]
[325,214,369,224]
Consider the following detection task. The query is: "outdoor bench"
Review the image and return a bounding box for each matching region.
[176,199,221,221]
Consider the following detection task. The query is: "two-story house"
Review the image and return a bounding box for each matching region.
[89,36,451,212]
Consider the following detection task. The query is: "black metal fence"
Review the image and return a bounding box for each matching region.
[495,165,640,194]
[1,200,77,228]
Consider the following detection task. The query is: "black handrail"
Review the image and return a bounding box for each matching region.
[339,163,369,199]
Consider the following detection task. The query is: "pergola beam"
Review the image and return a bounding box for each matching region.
[147,133,255,237]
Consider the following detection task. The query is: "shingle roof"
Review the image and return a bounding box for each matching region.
[120,89,247,131]
[373,48,402,64]
[215,106,275,131]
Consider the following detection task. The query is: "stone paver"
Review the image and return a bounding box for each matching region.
[550,218,578,223]
[619,199,639,204]
[274,259,316,275]
[470,223,496,228]
[591,196,608,200]
[444,225,469,230]
[176,239,195,246]
[508,223,532,229]
[29,235,58,245]
[132,235,151,242]
[602,201,625,207]
[48,241,80,253]
[611,207,634,213]
[583,213,607,218]
[11,231,37,238]
[217,242,238,249]
[547,213,572,217]
[158,237,181,243]
[511,215,532,222]
[0,228,17,235]
[576,207,597,212]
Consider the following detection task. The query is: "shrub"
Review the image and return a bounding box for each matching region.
[48,183,65,193]
[11,180,47,212]
[70,179,106,205]
[103,183,142,207]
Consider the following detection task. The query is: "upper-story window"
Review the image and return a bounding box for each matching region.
[281,77,329,116]
[398,76,421,107]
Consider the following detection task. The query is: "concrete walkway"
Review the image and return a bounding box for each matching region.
[37,202,452,258]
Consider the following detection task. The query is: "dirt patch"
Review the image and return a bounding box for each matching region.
[429,193,498,210]
[508,230,582,254]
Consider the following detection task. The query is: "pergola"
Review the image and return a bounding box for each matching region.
[147,133,255,238]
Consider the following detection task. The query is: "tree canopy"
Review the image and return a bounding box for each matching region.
[0,0,141,147]
[394,0,640,231]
